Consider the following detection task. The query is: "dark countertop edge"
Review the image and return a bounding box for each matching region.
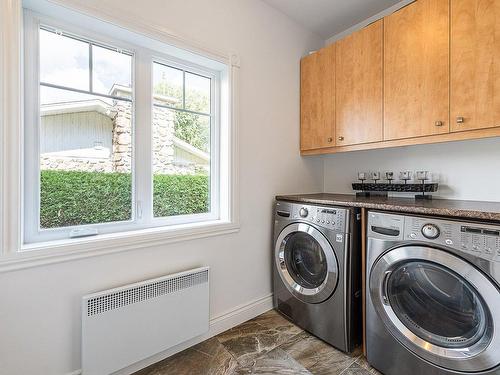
[275,194,500,223]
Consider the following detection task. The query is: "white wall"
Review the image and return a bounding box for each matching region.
[0,1,324,374]
[323,137,500,201]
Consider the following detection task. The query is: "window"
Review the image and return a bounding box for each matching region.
[22,8,232,245]
[152,63,213,218]
[38,28,134,230]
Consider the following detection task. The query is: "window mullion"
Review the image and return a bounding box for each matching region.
[89,43,93,92]
[23,10,42,245]
[134,49,153,225]
[182,70,186,109]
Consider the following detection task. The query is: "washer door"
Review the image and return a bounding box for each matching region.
[275,223,339,304]
[370,246,500,372]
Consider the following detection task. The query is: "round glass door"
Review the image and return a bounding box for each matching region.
[387,261,488,349]
[275,223,338,304]
[284,231,328,289]
[370,246,500,372]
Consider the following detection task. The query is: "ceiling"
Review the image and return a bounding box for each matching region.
[262,0,406,39]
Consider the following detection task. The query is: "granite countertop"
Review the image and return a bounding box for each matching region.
[275,193,500,222]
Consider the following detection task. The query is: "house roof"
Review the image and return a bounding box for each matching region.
[173,137,210,162]
[41,99,117,118]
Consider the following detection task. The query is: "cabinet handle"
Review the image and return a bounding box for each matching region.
[456,116,465,124]
[435,121,443,127]
[327,137,333,143]
[338,136,344,141]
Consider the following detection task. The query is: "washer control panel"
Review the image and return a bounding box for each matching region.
[403,216,500,262]
[290,204,348,232]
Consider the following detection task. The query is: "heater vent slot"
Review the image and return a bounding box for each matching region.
[86,269,208,317]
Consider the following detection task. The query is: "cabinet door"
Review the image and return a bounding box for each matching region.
[384,0,450,140]
[300,44,335,151]
[336,20,383,146]
[451,0,500,132]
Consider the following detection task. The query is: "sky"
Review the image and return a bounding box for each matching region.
[40,28,210,112]
[40,29,131,104]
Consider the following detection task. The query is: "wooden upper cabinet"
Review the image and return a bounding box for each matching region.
[451,0,500,132]
[300,44,335,151]
[384,0,450,141]
[336,20,383,146]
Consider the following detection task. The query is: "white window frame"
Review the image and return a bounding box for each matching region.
[24,10,224,243]
[149,56,220,227]
[0,0,239,271]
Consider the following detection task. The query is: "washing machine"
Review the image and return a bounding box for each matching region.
[273,200,362,353]
[366,211,500,375]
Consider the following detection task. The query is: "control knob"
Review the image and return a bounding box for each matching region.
[422,223,440,239]
[299,207,309,218]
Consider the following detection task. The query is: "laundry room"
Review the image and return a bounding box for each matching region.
[0,0,499,374]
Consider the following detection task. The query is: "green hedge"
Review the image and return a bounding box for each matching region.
[153,174,209,217]
[40,170,209,228]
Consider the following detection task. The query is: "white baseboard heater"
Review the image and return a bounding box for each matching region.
[82,267,209,375]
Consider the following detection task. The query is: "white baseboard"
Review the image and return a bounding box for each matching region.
[67,293,273,375]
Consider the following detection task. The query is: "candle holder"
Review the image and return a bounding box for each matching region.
[415,171,432,200]
[355,172,387,197]
[385,171,394,184]
[399,171,412,184]
[352,170,438,199]
[358,172,367,184]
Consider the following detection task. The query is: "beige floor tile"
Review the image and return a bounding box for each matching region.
[132,310,363,375]
[134,338,237,375]
[279,330,358,374]
[216,311,302,366]
[234,347,311,375]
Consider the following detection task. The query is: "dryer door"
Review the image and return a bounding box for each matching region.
[275,223,339,304]
[370,245,500,372]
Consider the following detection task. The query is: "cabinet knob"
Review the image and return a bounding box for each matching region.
[456,116,465,124]
[338,136,344,141]
[327,137,333,143]
[435,121,444,127]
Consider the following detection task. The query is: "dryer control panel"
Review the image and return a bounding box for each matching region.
[404,216,500,263]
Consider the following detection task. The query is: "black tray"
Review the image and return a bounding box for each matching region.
[352,182,438,193]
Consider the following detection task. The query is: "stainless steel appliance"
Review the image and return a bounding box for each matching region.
[273,200,361,352]
[366,211,500,375]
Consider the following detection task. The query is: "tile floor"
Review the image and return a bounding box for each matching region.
[134,309,381,375]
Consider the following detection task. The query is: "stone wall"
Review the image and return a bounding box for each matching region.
[111,101,133,173]
[40,156,114,173]
[110,101,201,174]
[152,106,176,174]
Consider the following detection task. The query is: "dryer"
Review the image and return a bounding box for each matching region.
[366,211,500,375]
[273,200,361,352]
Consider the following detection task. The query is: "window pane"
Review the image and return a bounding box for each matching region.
[92,45,132,99]
[185,72,211,114]
[153,63,183,108]
[39,87,133,228]
[152,107,210,217]
[40,29,90,91]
